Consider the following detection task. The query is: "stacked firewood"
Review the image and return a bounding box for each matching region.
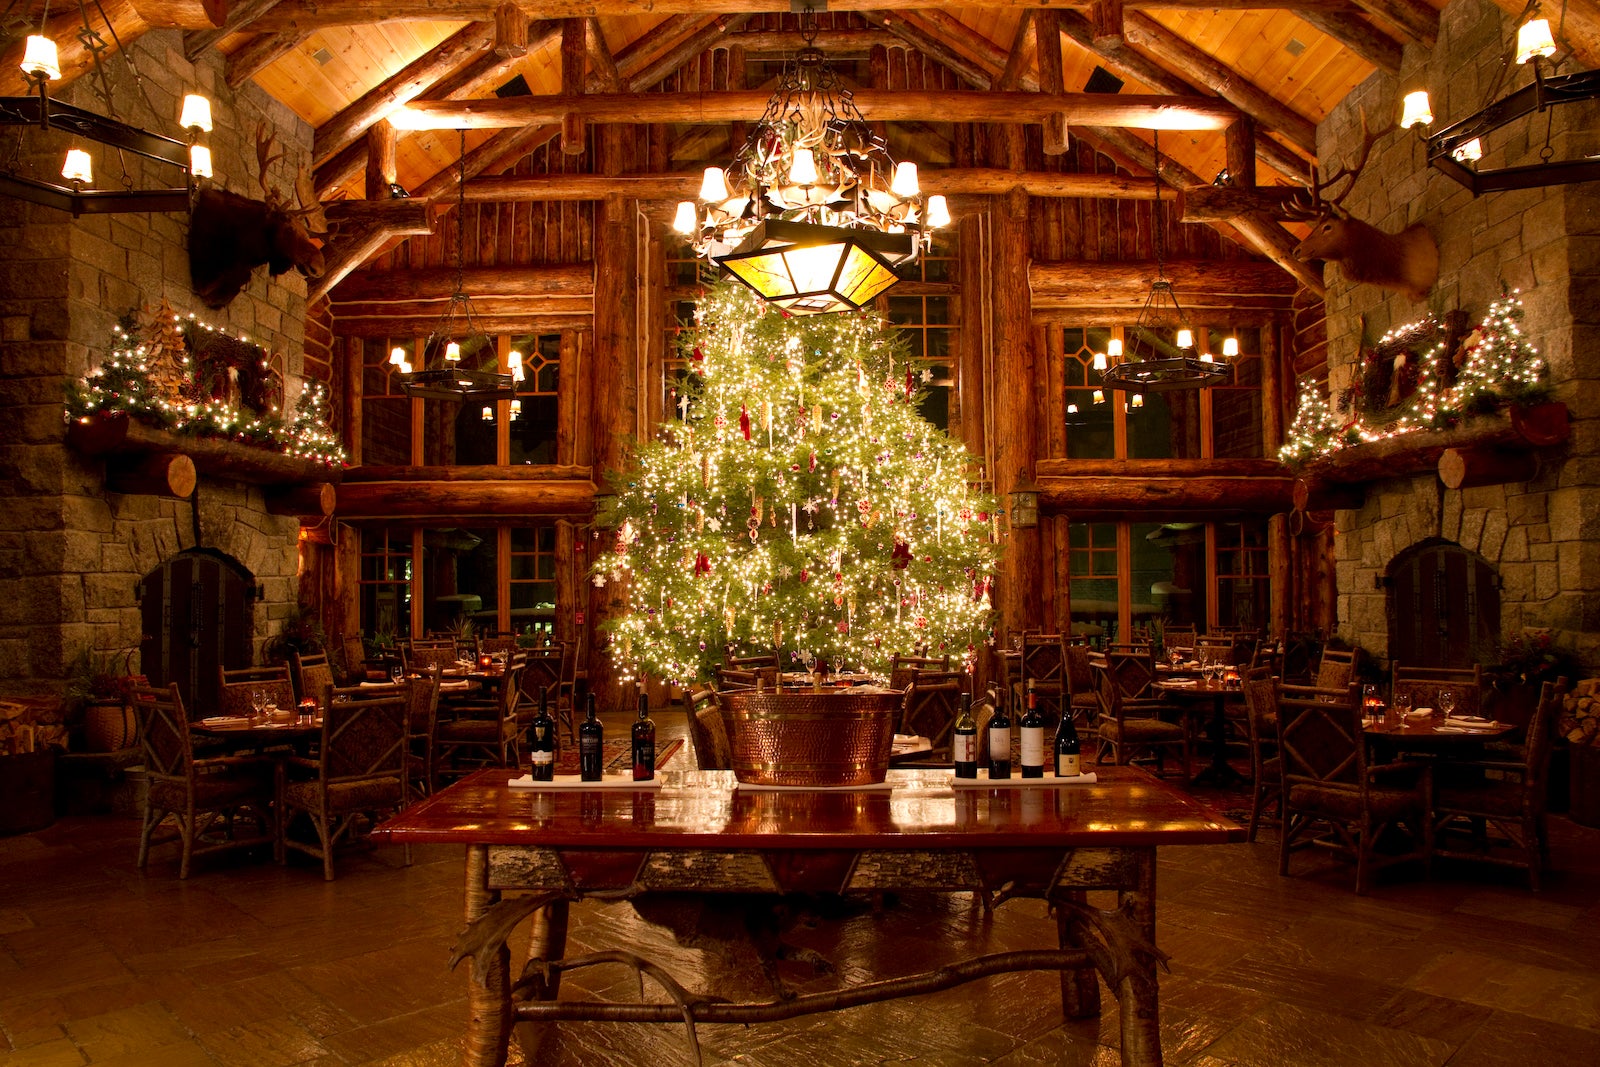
[1558,680,1600,746]
[0,700,70,755]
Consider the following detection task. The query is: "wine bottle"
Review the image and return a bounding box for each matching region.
[526,688,556,782]
[631,688,656,781]
[1054,705,1081,779]
[579,693,603,781]
[952,692,978,779]
[1020,679,1045,778]
[987,688,1012,779]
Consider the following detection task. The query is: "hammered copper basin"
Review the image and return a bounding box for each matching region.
[720,688,902,787]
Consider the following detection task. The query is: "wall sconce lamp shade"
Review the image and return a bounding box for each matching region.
[716,219,913,315]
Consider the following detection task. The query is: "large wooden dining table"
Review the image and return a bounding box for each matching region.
[374,765,1243,1066]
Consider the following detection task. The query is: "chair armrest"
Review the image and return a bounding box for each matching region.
[193,755,270,773]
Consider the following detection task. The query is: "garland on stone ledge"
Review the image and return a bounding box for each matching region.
[1280,291,1551,467]
[64,301,347,468]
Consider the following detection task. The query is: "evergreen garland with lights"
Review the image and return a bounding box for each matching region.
[1279,291,1551,467]
[65,303,347,468]
[592,282,1000,684]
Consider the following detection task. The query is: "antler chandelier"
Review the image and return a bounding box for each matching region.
[1100,131,1233,394]
[672,7,949,315]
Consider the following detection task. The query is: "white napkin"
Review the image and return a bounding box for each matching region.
[1443,716,1501,730]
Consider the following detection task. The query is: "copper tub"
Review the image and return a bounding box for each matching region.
[720,688,903,787]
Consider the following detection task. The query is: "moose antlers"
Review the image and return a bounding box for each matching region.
[1283,108,1382,222]
[255,123,328,238]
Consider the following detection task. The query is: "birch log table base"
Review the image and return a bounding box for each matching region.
[376,767,1242,1067]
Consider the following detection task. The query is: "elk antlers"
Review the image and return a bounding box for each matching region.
[1283,108,1382,221]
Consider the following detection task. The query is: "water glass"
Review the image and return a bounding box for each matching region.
[1437,688,1456,724]
[250,688,265,724]
[1389,690,1410,726]
[390,663,405,684]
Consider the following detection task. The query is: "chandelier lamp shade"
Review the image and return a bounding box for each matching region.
[1398,14,1600,194]
[1098,132,1233,394]
[671,6,948,313]
[2,8,217,215]
[398,130,514,403]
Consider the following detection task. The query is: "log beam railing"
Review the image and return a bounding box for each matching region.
[1036,459,1296,517]
[336,466,597,521]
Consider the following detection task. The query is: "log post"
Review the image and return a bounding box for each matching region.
[343,336,364,467]
[1090,0,1124,48]
[494,3,528,58]
[364,120,397,201]
[993,187,1040,639]
[561,18,586,155]
[106,453,197,498]
[1292,475,1365,512]
[1035,10,1068,156]
[1226,115,1256,191]
[1438,446,1540,490]
[266,483,338,517]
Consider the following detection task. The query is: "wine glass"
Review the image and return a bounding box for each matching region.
[250,687,265,724]
[1199,654,1214,684]
[1167,647,1182,670]
[390,662,405,685]
[1437,688,1456,724]
[1390,689,1411,726]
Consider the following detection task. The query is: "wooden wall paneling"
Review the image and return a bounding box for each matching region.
[1045,324,1065,459]
[344,336,364,467]
[497,526,512,634]
[1269,512,1289,638]
[559,329,579,467]
[496,335,511,466]
[644,225,667,434]
[1116,520,1133,640]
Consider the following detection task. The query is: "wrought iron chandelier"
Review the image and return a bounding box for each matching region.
[672,6,949,315]
[397,131,514,403]
[1398,9,1600,195]
[0,1,215,214]
[1100,131,1233,395]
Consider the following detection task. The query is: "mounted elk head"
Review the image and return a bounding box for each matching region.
[188,125,329,309]
[1285,112,1439,303]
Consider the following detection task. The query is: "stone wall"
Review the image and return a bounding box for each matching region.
[1324,0,1600,667]
[0,30,316,692]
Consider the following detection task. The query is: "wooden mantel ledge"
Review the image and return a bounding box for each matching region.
[1291,401,1569,510]
[66,413,343,488]
[335,465,597,521]
[1036,458,1295,517]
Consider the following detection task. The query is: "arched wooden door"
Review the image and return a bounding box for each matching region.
[139,550,255,716]
[1386,540,1499,669]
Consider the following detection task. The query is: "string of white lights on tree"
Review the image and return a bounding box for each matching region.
[590,282,999,684]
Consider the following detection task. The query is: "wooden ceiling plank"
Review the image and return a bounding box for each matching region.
[227,31,311,89]
[313,21,495,169]
[1293,10,1402,71]
[184,0,283,60]
[1121,12,1318,154]
[392,89,1240,131]
[623,13,753,93]
[1352,0,1439,46]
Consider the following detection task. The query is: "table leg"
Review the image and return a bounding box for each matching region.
[1190,694,1244,788]
[463,845,511,1067]
[513,898,570,1063]
[1116,853,1162,1067]
[1057,891,1101,1019]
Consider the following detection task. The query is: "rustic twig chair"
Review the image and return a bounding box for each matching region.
[216,665,294,718]
[435,663,525,777]
[403,672,443,800]
[1242,676,1282,843]
[291,650,336,707]
[1092,664,1189,780]
[1313,646,1361,690]
[899,672,965,760]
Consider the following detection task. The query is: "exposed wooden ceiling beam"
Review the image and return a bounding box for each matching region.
[311,199,436,304]
[1353,0,1439,46]
[858,12,994,88]
[333,264,593,301]
[725,27,899,58]
[313,21,495,168]
[996,10,1036,92]
[226,30,310,88]
[1121,13,1318,154]
[586,16,621,91]
[390,89,1239,132]
[248,1,1376,34]
[183,0,282,60]
[1292,9,1403,71]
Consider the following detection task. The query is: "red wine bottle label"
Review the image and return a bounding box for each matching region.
[1057,753,1081,777]
[953,732,976,765]
[988,727,1009,756]
[1020,727,1044,768]
[530,750,553,766]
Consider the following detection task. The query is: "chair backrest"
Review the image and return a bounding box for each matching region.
[1092,664,1128,730]
[477,632,521,655]
[1020,634,1062,687]
[292,651,336,707]
[1391,663,1483,716]
[1522,680,1564,813]
[1276,682,1364,792]
[1248,642,1281,678]
[318,692,408,784]
[1162,625,1197,655]
[888,653,952,692]
[900,674,964,748]
[725,651,780,671]
[340,634,367,675]
[405,645,459,674]
[1242,675,1279,748]
[216,666,295,718]
[1062,643,1096,699]
[716,665,777,691]
[519,646,564,700]
[1102,646,1156,699]
[132,683,193,778]
[1195,635,1236,663]
[1314,646,1361,689]
[695,694,733,770]
[404,672,442,739]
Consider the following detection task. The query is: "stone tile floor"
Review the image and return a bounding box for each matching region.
[3,742,1599,1066]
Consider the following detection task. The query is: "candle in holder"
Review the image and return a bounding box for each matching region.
[478,653,493,669]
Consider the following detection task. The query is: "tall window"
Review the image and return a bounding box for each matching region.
[421,526,497,634]
[1068,522,1120,641]
[1211,327,1263,459]
[1216,521,1269,631]
[509,333,561,464]
[509,526,558,635]
[882,242,958,430]
[1064,327,1115,459]
[359,529,412,638]
[1069,520,1261,640]
[363,340,414,465]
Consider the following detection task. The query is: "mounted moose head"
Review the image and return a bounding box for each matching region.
[1285,112,1439,303]
[188,125,329,309]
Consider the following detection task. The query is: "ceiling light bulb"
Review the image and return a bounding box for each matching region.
[61,148,92,185]
[1222,336,1240,358]
[1131,393,1144,408]
[672,200,697,234]
[1452,137,1483,163]
[21,36,60,81]
[390,347,406,365]
[179,94,212,133]
[399,360,414,374]
[698,166,729,202]
[1516,18,1556,64]
[1399,89,1433,129]
[188,143,213,179]
[1092,351,1108,371]
[1107,338,1123,358]
[891,161,920,198]
[481,406,494,422]
[1066,403,1078,415]
[1176,328,1194,349]
[926,194,950,228]
[788,147,817,186]
[445,341,461,362]
[1199,351,1215,363]
[1092,389,1105,405]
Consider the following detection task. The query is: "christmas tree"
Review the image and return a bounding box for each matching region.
[1278,378,1344,463]
[1453,290,1549,412]
[592,282,999,684]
